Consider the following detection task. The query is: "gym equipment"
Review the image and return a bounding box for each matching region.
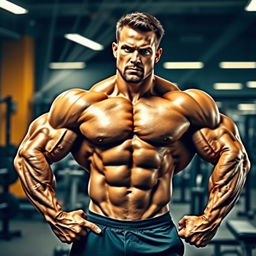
[0,153,18,186]
[0,161,21,240]
[53,159,88,256]
[189,155,210,215]
[173,168,190,204]
[209,220,256,256]
[0,192,21,240]
[0,192,19,219]
[0,96,17,187]
[57,159,89,211]
[237,115,255,219]
[227,220,256,256]
[209,239,241,256]
[0,96,21,240]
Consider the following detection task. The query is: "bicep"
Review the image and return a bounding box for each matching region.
[15,114,77,165]
[192,114,244,164]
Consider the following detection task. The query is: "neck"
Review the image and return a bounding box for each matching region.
[115,71,155,103]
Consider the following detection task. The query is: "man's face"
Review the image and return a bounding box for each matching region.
[112,26,162,84]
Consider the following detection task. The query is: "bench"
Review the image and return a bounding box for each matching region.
[226,220,256,256]
[209,237,241,256]
[209,219,256,256]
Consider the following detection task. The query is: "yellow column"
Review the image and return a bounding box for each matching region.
[0,36,34,197]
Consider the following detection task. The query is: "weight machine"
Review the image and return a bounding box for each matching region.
[0,96,21,240]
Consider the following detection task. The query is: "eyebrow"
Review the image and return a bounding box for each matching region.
[121,44,153,50]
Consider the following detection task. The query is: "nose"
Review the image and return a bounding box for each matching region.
[130,50,141,64]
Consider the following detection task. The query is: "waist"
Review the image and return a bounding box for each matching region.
[87,210,173,230]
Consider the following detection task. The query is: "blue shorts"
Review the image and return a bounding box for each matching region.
[70,211,184,256]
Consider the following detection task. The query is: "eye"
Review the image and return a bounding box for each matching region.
[139,48,152,56]
[122,45,134,53]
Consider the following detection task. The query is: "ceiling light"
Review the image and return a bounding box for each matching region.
[246,81,256,88]
[0,0,28,14]
[245,0,256,11]
[163,62,204,69]
[219,62,256,69]
[49,62,86,69]
[213,83,242,90]
[64,33,104,51]
[238,103,256,111]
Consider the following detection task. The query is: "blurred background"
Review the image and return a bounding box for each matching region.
[0,0,256,255]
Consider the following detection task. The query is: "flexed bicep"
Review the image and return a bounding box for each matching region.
[192,114,249,169]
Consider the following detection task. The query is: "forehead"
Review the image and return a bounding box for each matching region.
[118,26,157,47]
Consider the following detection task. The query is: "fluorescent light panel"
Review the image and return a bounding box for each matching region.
[0,0,28,14]
[213,83,242,90]
[163,62,204,69]
[65,33,103,51]
[238,103,256,111]
[49,62,86,69]
[219,62,256,69]
[246,81,256,88]
[245,0,256,11]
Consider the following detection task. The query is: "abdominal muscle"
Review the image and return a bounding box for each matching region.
[87,138,174,220]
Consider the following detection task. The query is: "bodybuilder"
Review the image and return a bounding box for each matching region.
[14,13,250,256]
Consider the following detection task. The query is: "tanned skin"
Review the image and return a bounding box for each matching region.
[14,26,250,247]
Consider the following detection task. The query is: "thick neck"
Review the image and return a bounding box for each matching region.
[115,71,155,103]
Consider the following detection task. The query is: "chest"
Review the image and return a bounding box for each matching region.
[80,96,190,145]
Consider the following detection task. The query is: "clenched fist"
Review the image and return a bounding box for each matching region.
[178,215,218,247]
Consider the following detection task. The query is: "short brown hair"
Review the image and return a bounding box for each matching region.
[116,12,165,47]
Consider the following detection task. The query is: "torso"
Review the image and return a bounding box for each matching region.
[69,76,197,220]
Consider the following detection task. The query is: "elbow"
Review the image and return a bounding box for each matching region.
[13,149,25,175]
[243,152,251,175]
[13,153,20,173]
[232,147,251,176]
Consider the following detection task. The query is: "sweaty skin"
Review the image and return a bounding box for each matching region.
[14,26,250,247]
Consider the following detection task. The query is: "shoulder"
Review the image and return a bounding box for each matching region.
[90,75,116,94]
[49,88,107,129]
[163,89,220,129]
[53,88,107,106]
[154,75,181,94]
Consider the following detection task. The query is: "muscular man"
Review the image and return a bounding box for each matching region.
[14,12,250,256]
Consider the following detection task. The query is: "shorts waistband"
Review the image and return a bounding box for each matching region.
[87,211,173,230]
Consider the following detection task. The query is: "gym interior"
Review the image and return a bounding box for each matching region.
[0,1,256,255]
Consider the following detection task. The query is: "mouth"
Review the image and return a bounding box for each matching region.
[126,66,143,72]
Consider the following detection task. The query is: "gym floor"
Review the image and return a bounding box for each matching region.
[1,189,256,256]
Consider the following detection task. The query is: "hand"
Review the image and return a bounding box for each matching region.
[48,209,101,243]
[178,215,217,247]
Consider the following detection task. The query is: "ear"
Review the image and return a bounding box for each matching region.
[112,42,118,58]
[155,48,163,63]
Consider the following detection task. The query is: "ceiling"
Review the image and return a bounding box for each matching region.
[0,0,256,102]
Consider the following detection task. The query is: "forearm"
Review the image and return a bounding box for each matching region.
[203,149,249,228]
[14,151,62,222]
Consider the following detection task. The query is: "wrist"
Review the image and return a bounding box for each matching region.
[202,212,221,229]
[44,208,63,224]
